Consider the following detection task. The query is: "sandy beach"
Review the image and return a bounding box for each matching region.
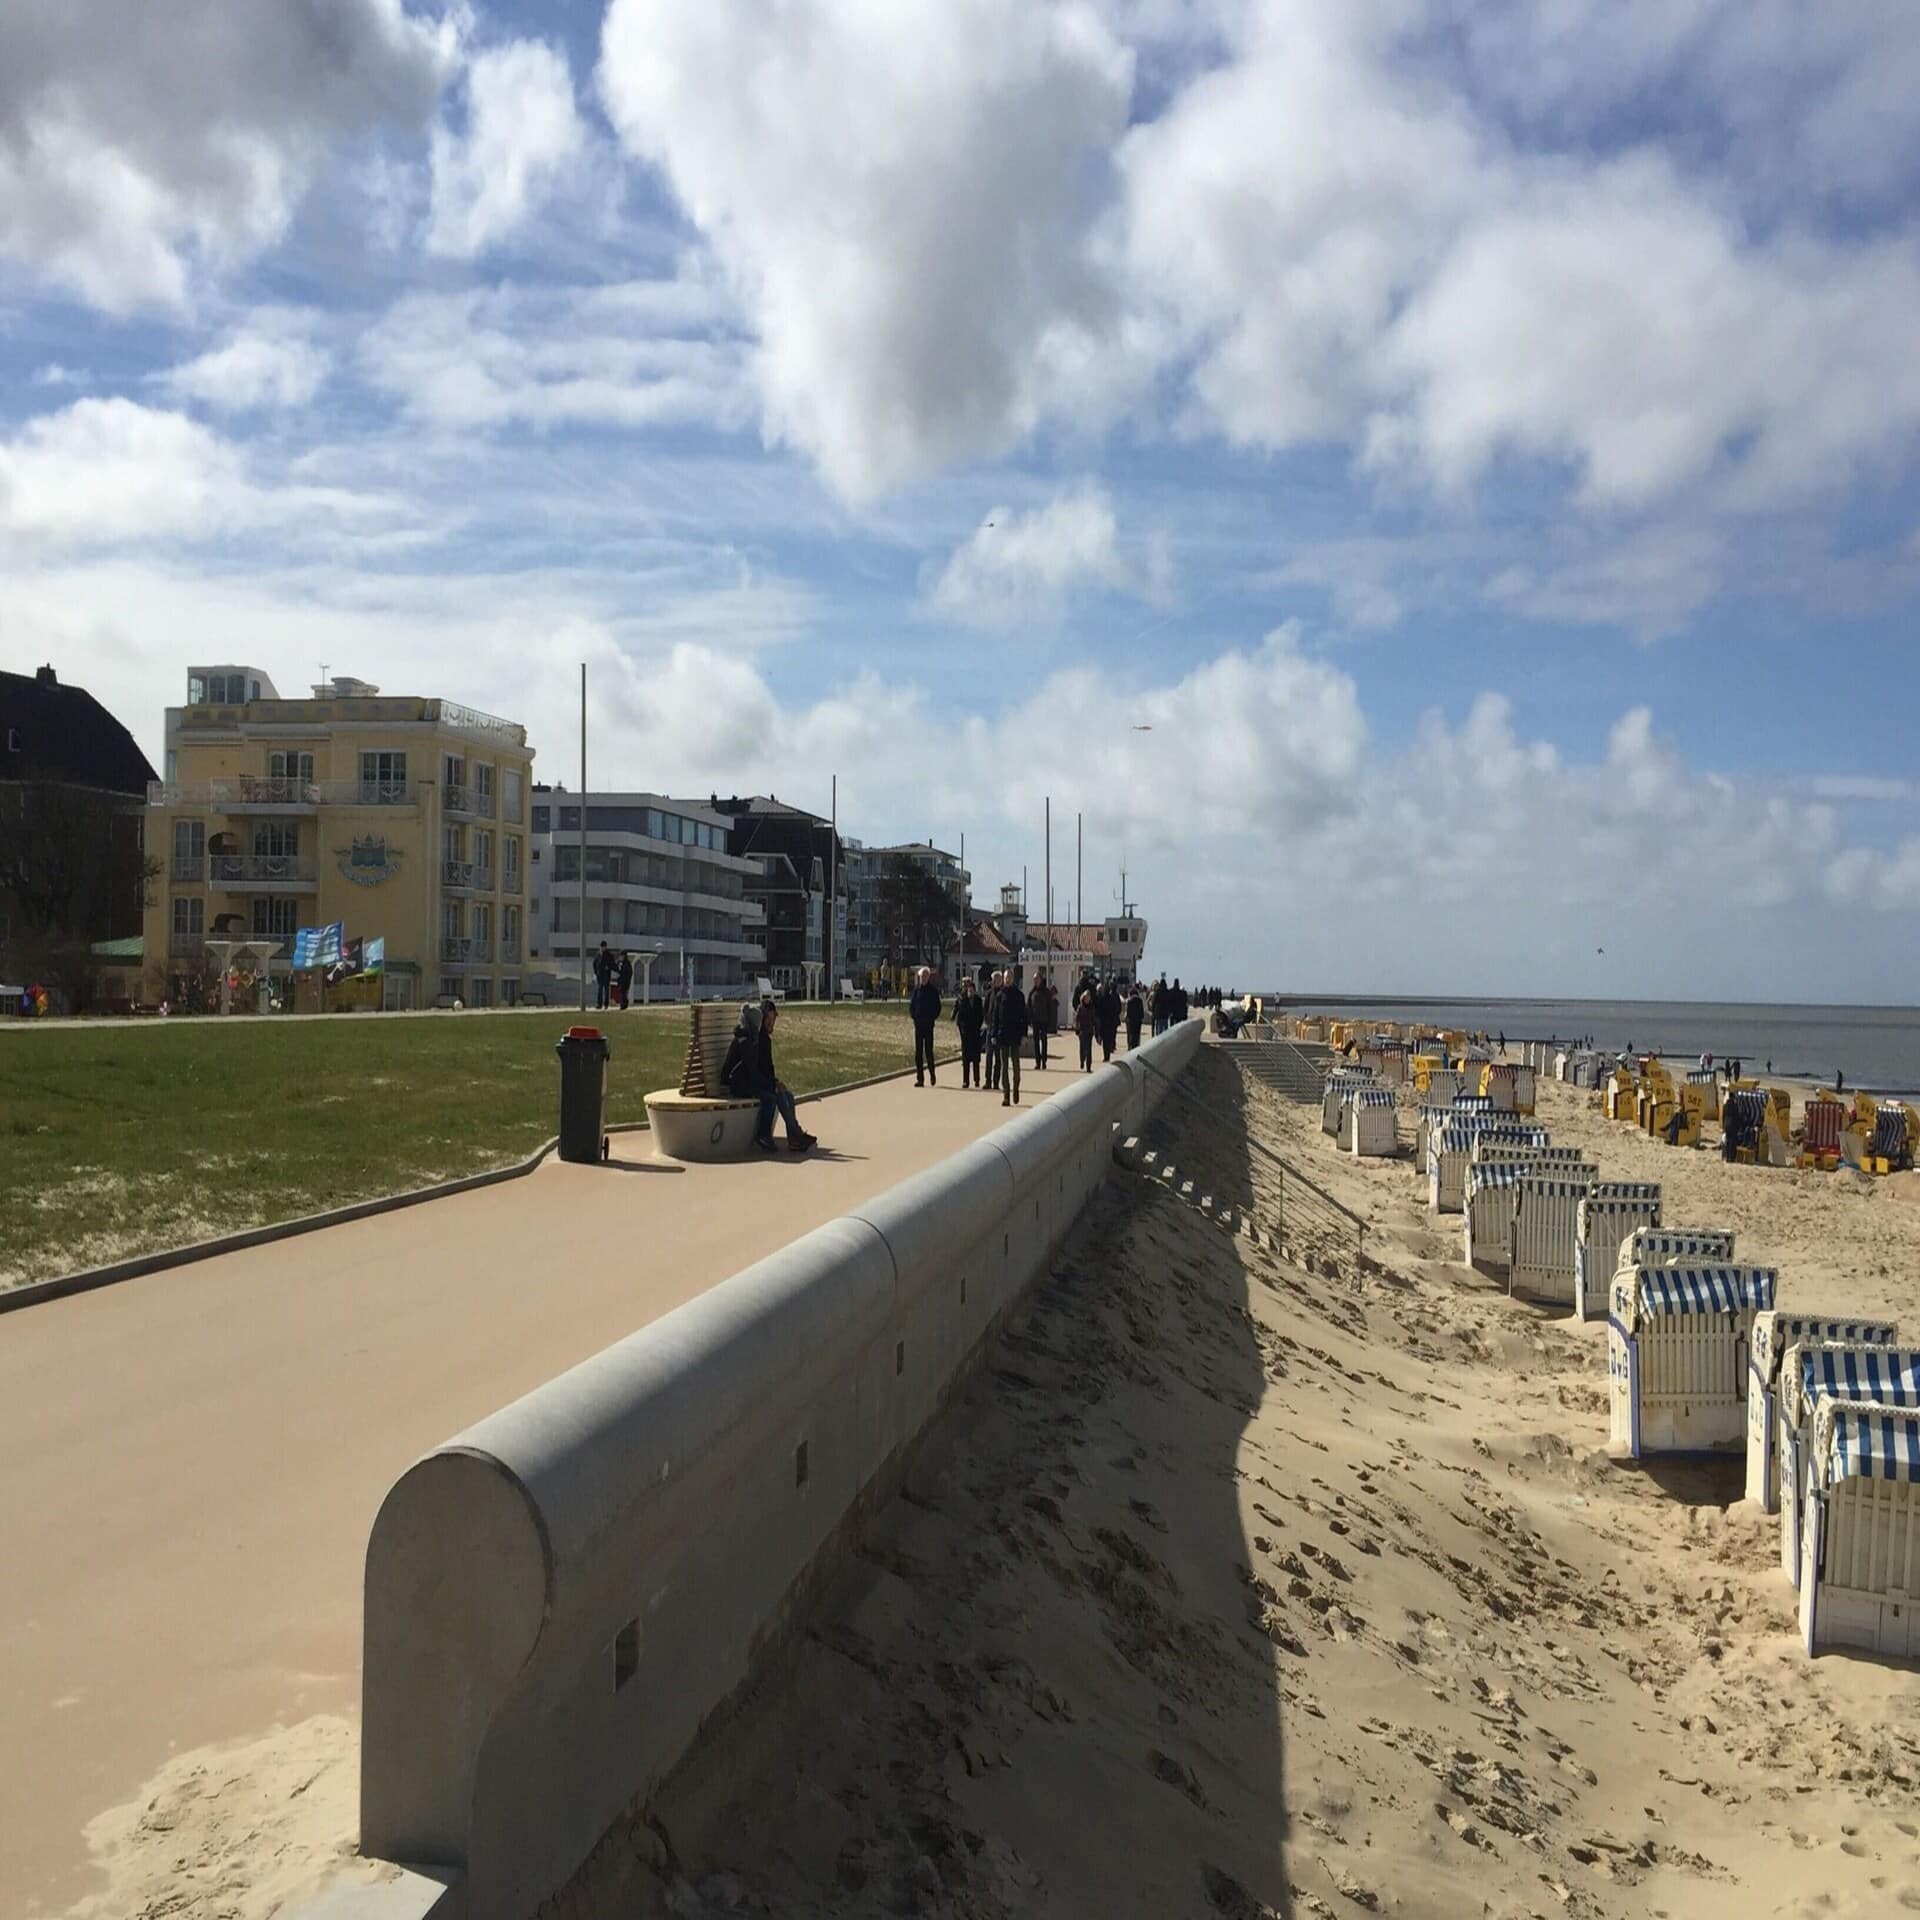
[549,1047,1920,1919]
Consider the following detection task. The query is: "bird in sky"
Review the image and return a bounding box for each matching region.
[1131,724,1153,732]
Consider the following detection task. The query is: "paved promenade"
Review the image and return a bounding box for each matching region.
[0,1053,1093,1913]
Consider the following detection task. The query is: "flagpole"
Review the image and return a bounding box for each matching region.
[578,662,588,1013]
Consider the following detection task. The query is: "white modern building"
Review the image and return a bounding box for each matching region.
[845,838,970,986]
[525,789,765,1002]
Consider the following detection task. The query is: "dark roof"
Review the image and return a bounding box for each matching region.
[1024,921,1113,958]
[0,666,155,794]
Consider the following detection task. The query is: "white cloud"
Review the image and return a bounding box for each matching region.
[0,0,459,310]
[161,322,332,412]
[0,398,394,547]
[1485,524,1727,642]
[599,0,1134,501]
[359,277,751,432]
[428,39,587,259]
[930,486,1147,626]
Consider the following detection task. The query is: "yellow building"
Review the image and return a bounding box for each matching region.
[143,667,535,1011]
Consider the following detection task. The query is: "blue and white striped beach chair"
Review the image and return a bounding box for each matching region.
[1800,1400,1920,1659]
[1747,1316,1900,1518]
[1608,1265,1779,1458]
[1573,1184,1662,1322]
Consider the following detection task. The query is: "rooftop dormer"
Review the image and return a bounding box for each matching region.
[187,666,277,705]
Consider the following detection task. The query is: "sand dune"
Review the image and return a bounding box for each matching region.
[557,1048,1920,1920]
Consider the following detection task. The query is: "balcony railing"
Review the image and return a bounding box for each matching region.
[439,935,493,965]
[443,784,495,818]
[149,778,415,810]
[209,854,316,887]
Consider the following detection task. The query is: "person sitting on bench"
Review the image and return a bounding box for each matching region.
[739,999,815,1154]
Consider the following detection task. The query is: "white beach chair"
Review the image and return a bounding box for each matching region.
[1747,1316,1900,1515]
[755,975,785,1003]
[1345,1087,1399,1157]
[1507,1167,1602,1306]
[1430,1121,1543,1213]
[1462,1162,1527,1272]
[1607,1265,1779,1458]
[1322,1069,1377,1136]
[1573,1185,1662,1322]
[838,976,864,1001]
[1776,1337,1914,1584]
[1800,1400,1920,1659]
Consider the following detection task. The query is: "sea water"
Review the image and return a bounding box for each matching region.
[1261,997,1920,1094]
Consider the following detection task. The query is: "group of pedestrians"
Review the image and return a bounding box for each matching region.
[592,941,635,1009]
[720,998,819,1154]
[908,965,1206,1092]
[909,965,1038,1106]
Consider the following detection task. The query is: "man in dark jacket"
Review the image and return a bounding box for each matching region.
[1030,976,1052,1069]
[908,966,942,1086]
[1096,978,1122,1061]
[1150,976,1168,1036]
[984,971,1003,1090]
[952,975,985,1087]
[593,942,614,1010]
[1171,978,1189,1023]
[1125,982,1144,1050]
[755,1000,816,1152]
[995,971,1028,1106]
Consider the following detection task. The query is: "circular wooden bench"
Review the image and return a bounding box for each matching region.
[644,1004,763,1161]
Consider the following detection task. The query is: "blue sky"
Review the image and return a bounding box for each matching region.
[3,0,1919,997]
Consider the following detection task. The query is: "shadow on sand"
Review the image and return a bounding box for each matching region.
[555,1049,1290,1918]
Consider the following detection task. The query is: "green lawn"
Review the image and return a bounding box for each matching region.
[0,1003,936,1288]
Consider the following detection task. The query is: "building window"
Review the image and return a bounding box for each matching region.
[531,802,549,834]
[171,896,204,945]
[251,896,297,942]
[440,977,464,1003]
[469,977,493,1008]
[269,751,314,784]
[443,824,463,873]
[500,977,520,1006]
[503,904,521,961]
[360,751,407,802]
[443,901,462,942]
[443,753,465,794]
[504,769,524,824]
[191,672,251,705]
[172,819,205,876]
[474,829,493,882]
[252,822,299,857]
[503,836,520,892]
[472,902,492,956]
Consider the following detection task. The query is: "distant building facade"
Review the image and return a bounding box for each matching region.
[142,667,534,1009]
[524,790,764,1001]
[712,794,847,996]
[0,665,156,995]
[845,839,970,987]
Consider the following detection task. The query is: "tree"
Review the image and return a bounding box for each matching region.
[875,855,961,971]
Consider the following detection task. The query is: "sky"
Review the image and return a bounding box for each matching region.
[3,0,1919,1001]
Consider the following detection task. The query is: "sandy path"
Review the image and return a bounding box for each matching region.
[0,1057,1088,1918]
[552,1048,1920,1919]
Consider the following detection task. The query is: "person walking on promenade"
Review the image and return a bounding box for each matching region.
[615,950,633,1010]
[1125,980,1144,1049]
[953,975,985,1087]
[1150,974,1169,1036]
[1075,987,1097,1072]
[1096,977,1121,1061]
[909,965,942,1087]
[985,971,1004,1091]
[593,941,613,1010]
[996,969,1028,1106]
[755,1001,816,1152]
[1030,974,1053,1070]
[1171,977,1189,1024]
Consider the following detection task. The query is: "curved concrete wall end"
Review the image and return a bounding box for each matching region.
[359,1020,1205,1917]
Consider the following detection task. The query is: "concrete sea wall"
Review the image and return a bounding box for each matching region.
[358,1019,1203,1918]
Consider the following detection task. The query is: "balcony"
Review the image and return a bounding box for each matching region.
[442,861,494,892]
[209,854,316,888]
[443,785,496,819]
[440,936,475,967]
[150,778,416,810]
